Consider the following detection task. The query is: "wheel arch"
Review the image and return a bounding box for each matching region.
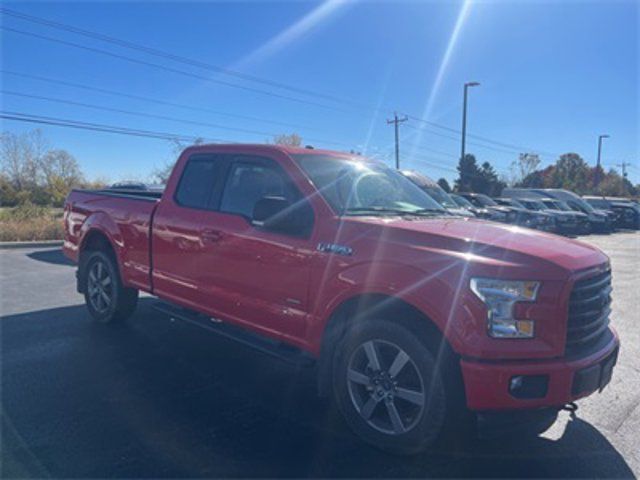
[316,293,457,397]
[77,228,119,293]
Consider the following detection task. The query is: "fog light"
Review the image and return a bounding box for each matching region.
[509,375,549,399]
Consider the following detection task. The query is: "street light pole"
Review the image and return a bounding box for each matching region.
[596,134,610,187]
[461,81,480,162]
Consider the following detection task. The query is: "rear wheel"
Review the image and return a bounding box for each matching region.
[332,319,448,455]
[82,251,138,323]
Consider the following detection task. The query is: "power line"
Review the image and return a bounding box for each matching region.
[0,110,515,185]
[0,6,344,103]
[1,89,352,148]
[0,111,224,143]
[0,70,317,131]
[0,7,564,158]
[0,26,346,112]
[403,123,528,157]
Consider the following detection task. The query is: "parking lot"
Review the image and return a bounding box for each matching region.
[1,232,639,478]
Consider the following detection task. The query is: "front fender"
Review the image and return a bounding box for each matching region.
[306,260,466,355]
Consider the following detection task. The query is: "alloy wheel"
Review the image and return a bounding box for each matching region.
[347,339,426,435]
[87,260,113,314]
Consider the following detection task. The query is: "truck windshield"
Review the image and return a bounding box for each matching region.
[542,199,570,211]
[451,194,474,209]
[520,200,546,211]
[293,155,445,216]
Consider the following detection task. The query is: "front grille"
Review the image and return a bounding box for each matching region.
[567,269,612,351]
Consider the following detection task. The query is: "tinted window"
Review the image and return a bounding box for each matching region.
[220,160,294,219]
[175,156,221,208]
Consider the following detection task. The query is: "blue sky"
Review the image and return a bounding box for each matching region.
[1,0,638,185]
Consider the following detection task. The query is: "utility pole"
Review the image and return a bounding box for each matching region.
[460,81,480,162]
[595,134,610,186]
[387,112,408,170]
[617,162,631,179]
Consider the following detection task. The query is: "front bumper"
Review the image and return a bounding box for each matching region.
[460,328,619,411]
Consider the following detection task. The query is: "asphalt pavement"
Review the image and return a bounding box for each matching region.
[1,232,639,478]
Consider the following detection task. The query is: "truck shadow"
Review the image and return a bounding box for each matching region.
[1,299,634,478]
[26,248,74,266]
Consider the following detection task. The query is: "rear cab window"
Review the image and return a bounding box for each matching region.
[174,154,224,209]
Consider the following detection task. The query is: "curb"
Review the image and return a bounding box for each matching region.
[0,240,64,250]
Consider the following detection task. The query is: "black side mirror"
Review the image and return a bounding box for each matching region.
[252,195,313,237]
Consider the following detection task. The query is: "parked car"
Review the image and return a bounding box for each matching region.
[584,196,640,230]
[536,198,591,234]
[450,193,484,216]
[493,197,556,232]
[399,171,475,217]
[457,193,516,223]
[63,145,619,454]
[503,188,612,233]
[514,198,586,236]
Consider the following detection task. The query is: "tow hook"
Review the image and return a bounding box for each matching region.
[562,402,579,418]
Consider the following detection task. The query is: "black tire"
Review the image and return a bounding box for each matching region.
[82,250,138,323]
[332,319,448,455]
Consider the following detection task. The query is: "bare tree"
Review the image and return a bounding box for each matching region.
[39,149,84,205]
[272,133,302,147]
[153,137,205,184]
[510,153,541,185]
[0,130,49,190]
[40,149,83,185]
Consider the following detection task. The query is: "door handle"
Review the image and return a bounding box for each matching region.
[201,229,224,243]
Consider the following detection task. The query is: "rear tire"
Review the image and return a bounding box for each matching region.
[332,319,448,455]
[82,250,138,323]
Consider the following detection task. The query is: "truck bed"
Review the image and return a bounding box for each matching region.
[63,188,161,292]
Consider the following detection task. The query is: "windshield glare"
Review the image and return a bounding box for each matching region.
[294,155,445,215]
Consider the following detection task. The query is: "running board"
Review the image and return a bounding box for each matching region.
[151,301,315,367]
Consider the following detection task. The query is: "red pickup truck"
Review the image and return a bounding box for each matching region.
[63,144,619,454]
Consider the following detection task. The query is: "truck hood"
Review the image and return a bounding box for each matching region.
[346,216,607,275]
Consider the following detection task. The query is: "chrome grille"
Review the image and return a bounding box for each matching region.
[567,269,612,349]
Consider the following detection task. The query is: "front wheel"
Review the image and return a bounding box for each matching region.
[332,320,448,455]
[82,250,138,323]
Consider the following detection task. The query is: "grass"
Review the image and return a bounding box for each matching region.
[0,204,64,242]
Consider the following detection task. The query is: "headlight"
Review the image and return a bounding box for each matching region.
[470,278,540,338]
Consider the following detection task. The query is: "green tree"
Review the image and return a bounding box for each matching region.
[548,153,591,193]
[437,178,451,193]
[0,173,19,206]
[478,161,506,196]
[454,154,480,192]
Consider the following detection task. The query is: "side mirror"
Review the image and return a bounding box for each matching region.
[252,196,290,225]
[252,195,313,237]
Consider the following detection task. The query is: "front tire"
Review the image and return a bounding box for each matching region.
[332,319,447,455]
[82,251,138,323]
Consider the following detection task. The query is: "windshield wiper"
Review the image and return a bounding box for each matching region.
[342,206,447,217]
[412,208,449,216]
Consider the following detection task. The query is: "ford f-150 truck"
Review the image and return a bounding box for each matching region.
[63,144,619,454]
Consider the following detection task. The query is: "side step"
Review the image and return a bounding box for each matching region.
[152,301,315,367]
